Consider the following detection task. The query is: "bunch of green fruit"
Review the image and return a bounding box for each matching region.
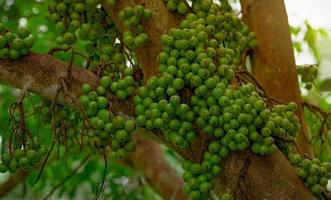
[289,153,331,194]
[119,5,152,49]
[0,23,34,60]
[164,0,189,14]
[133,0,296,199]
[0,137,48,173]
[46,0,123,68]
[80,82,136,159]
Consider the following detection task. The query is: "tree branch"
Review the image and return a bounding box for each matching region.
[0,53,94,106]
[0,54,185,200]
[130,135,186,200]
[0,170,29,197]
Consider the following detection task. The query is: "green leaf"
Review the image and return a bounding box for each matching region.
[290,26,301,36]
[304,21,320,62]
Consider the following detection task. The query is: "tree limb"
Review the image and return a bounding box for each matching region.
[0,170,29,197]
[130,135,186,200]
[0,54,185,199]
[0,53,94,106]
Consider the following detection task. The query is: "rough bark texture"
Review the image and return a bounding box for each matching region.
[216,150,315,200]
[240,0,314,157]
[0,53,95,106]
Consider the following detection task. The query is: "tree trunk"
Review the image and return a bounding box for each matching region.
[240,0,314,157]
[0,0,318,199]
[216,150,315,200]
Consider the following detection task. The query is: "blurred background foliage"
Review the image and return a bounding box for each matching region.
[290,22,331,162]
[0,0,330,199]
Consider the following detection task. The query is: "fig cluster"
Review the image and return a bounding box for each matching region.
[80,83,136,159]
[289,153,331,195]
[0,23,34,60]
[133,0,299,199]
[119,5,152,49]
[0,137,47,173]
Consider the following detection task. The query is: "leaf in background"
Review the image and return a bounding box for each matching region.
[318,29,329,37]
[293,41,303,53]
[290,26,301,36]
[304,21,320,62]
[316,33,331,92]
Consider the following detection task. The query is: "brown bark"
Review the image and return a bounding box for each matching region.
[0,170,29,197]
[0,53,95,106]
[240,0,314,157]
[131,135,186,200]
[217,150,315,200]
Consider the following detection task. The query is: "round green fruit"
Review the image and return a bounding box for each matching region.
[9,49,20,60]
[17,27,31,38]
[0,48,9,59]
[63,32,77,45]
[0,163,8,173]
[0,35,7,48]
[115,130,129,143]
[82,84,92,94]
